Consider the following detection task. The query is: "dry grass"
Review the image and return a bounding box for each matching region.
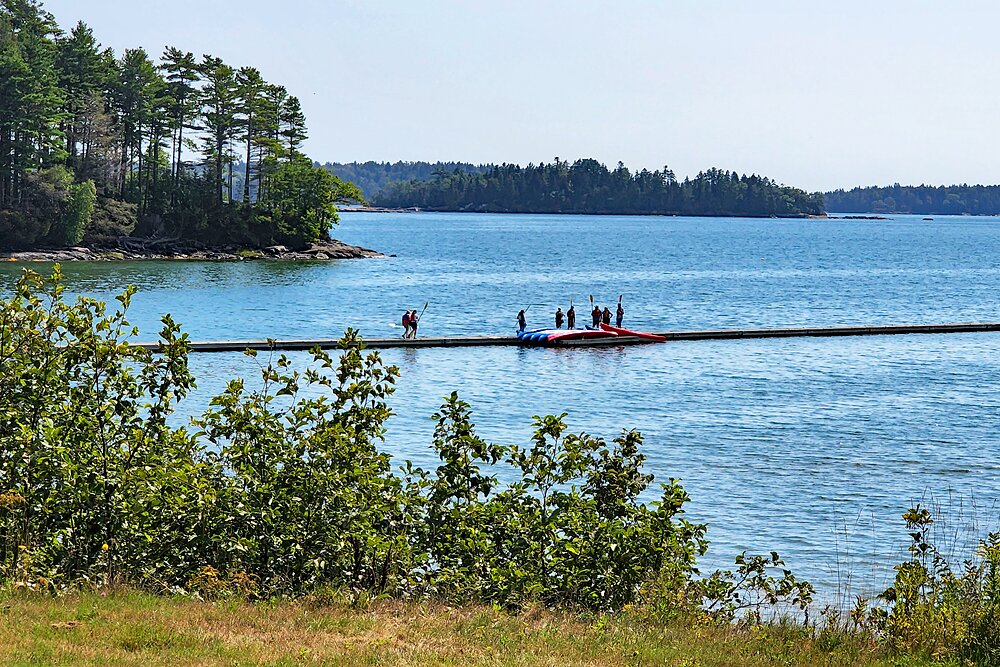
[0,591,938,666]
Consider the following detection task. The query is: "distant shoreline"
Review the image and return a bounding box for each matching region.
[343,207,824,219]
[0,238,386,263]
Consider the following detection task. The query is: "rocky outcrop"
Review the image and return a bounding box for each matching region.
[0,238,386,262]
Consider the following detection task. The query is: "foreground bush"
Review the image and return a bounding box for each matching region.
[851,506,1000,664]
[0,269,800,618]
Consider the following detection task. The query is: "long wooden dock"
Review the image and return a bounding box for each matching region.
[133,322,1000,353]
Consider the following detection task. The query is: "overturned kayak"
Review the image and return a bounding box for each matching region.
[599,323,667,342]
[517,327,618,345]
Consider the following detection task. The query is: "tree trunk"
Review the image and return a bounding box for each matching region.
[243,109,252,204]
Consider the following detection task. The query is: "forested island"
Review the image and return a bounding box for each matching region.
[325,160,488,201]
[0,0,367,257]
[369,159,825,217]
[825,184,1000,215]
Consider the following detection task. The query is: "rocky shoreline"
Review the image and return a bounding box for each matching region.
[1,237,387,262]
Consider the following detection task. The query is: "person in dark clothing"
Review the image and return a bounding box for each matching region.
[401,310,411,339]
[602,306,612,325]
[591,305,601,328]
[409,309,419,338]
[555,307,564,329]
[516,309,527,333]
[567,305,576,329]
[616,302,624,327]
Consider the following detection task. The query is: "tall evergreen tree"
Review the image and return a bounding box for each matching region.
[235,66,265,204]
[160,46,198,205]
[197,55,238,208]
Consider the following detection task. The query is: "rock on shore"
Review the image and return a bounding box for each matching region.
[0,238,386,262]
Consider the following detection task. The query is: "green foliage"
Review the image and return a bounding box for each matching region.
[826,184,1000,215]
[0,269,813,625]
[374,159,825,217]
[60,178,96,244]
[412,393,709,611]
[0,165,98,248]
[325,160,489,200]
[850,505,1000,663]
[0,3,358,250]
[697,551,815,623]
[0,266,197,589]
[88,195,137,239]
[262,156,363,248]
[195,333,411,596]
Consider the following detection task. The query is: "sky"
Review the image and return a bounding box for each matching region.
[38,0,1000,192]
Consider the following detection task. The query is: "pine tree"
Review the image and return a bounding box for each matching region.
[197,55,238,208]
[160,46,199,206]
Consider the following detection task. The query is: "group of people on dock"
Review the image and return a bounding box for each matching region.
[400,309,420,338]
[517,301,624,333]
[398,300,625,338]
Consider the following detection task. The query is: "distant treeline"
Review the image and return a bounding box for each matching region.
[371,159,825,217]
[825,185,1000,215]
[324,161,488,200]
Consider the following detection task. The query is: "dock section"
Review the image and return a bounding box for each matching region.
[133,322,1000,353]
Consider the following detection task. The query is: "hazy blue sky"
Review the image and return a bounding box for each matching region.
[39,0,1000,191]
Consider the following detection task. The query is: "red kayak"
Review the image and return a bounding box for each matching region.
[599,323,667,342]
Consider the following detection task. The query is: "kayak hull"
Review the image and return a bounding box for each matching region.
[517,328,618,345]
[599,323,667,342]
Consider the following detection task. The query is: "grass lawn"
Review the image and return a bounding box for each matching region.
[0,591,937,666]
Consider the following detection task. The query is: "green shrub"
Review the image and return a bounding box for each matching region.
[0,267,197,589]
[60,179,97,245]
[0,268,812,623]
[87,196,138,240]
[412,393,710,611]
[849,506,1000,664]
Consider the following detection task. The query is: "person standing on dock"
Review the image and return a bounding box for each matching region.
[401,310,411,338]
[616,302,624,328]
[555,307,564,329]
[517,309,527,333]
[409,309,419,338]
[567,304,576,329]
[602,306,612,325]
[591,305,601,328]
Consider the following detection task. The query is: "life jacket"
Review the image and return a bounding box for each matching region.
[402,312,410,327]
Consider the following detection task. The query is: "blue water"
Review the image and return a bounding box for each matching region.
[4,211,1000,601]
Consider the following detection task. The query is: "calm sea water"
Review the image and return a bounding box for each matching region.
[4,211,1000,599]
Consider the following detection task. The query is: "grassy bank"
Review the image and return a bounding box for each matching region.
[1,591,922,667]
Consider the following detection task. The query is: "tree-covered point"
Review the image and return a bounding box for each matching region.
[324,161,489,200]
[0,0,360,251]
[373,159,825,217]
[825,184,1000,215]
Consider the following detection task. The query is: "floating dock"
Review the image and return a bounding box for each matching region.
[134,322,1000,353]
